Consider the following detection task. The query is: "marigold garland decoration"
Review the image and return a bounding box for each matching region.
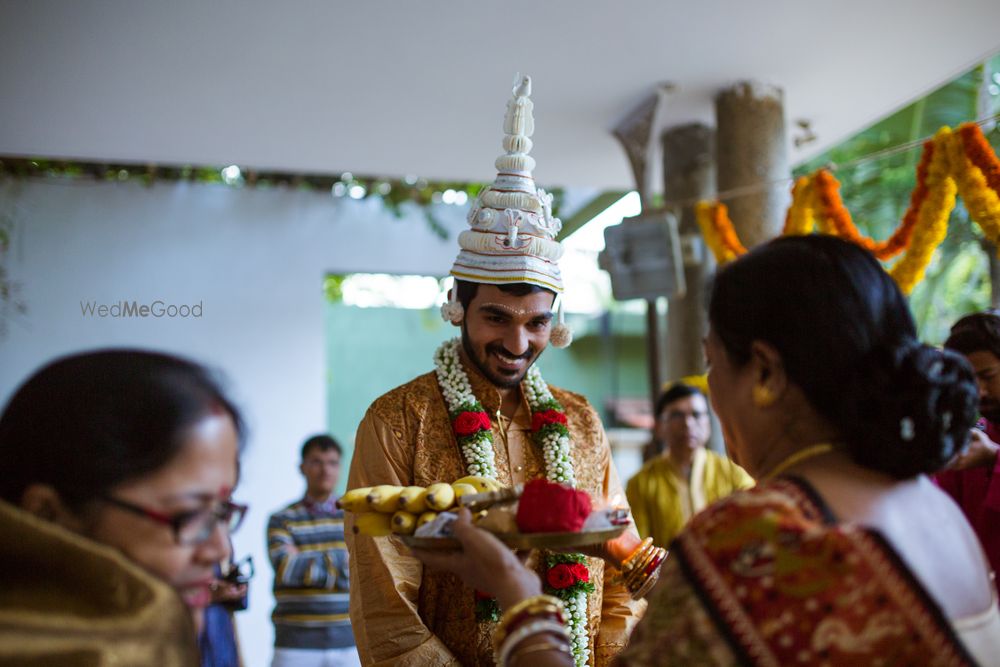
[954,125,1000,245]
[887,128,956,294]
[782,177,814,236]
[696,123,1000,295]
[695,201,739,264]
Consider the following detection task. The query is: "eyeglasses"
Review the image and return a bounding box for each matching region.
[659,410,708,423]
[101,495,248,546]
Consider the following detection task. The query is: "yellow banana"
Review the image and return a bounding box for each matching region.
[425,482,456,511]
[451,483,478,500]
[453,475,502,493]
[398,486,428,513]
[416,511,438,528]
[352,512,392,537]
[336,487,373,513]
[366,485,404,513]
[391,510,417,535]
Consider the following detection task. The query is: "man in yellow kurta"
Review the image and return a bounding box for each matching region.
[626,383,753,549]
[345,75,645,666]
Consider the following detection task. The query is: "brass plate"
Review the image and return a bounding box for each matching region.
[400,524,627,551]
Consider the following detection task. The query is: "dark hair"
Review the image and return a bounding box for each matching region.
[709,235,976,479]
[655,383,704,419]
[944,310,1000,360]
[301,434,342,460]
[0,349,245,509]
[455,279,556,311]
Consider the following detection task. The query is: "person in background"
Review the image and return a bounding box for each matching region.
[939,310,1000,580]
[411,235,1000,665]
[626,383,753,548]
[267,435,358,667]
[0,349,247,666]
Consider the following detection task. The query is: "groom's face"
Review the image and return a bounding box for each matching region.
[461,284,555,389]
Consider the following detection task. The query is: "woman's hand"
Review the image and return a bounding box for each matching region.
[409,508,542,610]
[209,580,247,604]
[949,429,1000,471]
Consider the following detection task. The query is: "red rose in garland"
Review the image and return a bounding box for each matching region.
[569,563,590,583]
[531,409,568,432]
[516,478,592,533]
[453,411,490,437]
[546,563,577,590]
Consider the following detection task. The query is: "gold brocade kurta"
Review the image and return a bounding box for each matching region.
[346,356,645,666]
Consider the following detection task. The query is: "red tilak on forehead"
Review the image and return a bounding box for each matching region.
[480,302,552,318]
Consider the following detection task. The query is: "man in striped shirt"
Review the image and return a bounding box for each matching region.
[267,435,359,667]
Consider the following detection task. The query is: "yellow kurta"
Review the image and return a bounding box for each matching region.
[346,356,645,666]
[625,447,754,549]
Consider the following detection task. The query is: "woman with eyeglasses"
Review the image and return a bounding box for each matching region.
[0,349,247,666]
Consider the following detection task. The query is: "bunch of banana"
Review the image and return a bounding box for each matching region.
[339,476,506,536]
[452,475,504,493]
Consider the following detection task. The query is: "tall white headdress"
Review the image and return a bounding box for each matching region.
[441,74,572,347]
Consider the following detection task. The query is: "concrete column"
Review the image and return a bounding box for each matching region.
[715,82,790,247]
[662,123,715,381]
[612,93,665,411]
[661,123,725,453]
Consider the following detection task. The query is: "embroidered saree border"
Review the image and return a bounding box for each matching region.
[673,481,977,666]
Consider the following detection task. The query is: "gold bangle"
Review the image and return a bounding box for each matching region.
[624,546,657,584]
[497,619,571,666]
[624,547,659,586]
[621,537,653,571]
[624,547,666,599]
[509,637,572,666]
[493,594,564,652]
[501,594,565,624]
[630,566,662,600]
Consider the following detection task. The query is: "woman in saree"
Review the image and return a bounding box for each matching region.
[0,349,247,666]
[414,235,1000,666]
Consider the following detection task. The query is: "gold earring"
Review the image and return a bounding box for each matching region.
[752,384,776,408]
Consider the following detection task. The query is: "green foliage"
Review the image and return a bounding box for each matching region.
[796,55,1000,344]
[323,274,347,303]
[1,157,566,242]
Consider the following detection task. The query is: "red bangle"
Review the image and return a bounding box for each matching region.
[644,552,665,577]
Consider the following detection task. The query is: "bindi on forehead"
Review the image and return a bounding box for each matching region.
[479,302,553,319]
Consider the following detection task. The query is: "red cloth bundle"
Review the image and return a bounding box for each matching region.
[515,479,592,533]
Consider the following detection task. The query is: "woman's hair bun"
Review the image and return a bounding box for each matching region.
[849,342,977,478]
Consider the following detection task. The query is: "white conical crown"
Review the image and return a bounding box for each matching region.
[449,74,565,295]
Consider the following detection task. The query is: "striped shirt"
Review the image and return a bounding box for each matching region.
[266,498,354,649]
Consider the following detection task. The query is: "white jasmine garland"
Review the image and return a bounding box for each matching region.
[433,337,589,666]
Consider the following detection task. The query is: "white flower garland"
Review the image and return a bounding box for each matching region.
[433,337,589,666]
[566,591,590,665]
[434,338,498,478]
[524,364,576,487]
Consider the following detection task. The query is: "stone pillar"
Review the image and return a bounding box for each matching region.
[715,82,790,247]
[662,123,715,381]
[661,123,725,453]
[612,93,665,411]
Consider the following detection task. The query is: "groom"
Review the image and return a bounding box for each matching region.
[345,75,644,666]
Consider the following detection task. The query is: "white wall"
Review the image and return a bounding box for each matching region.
[0,177,467,666]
